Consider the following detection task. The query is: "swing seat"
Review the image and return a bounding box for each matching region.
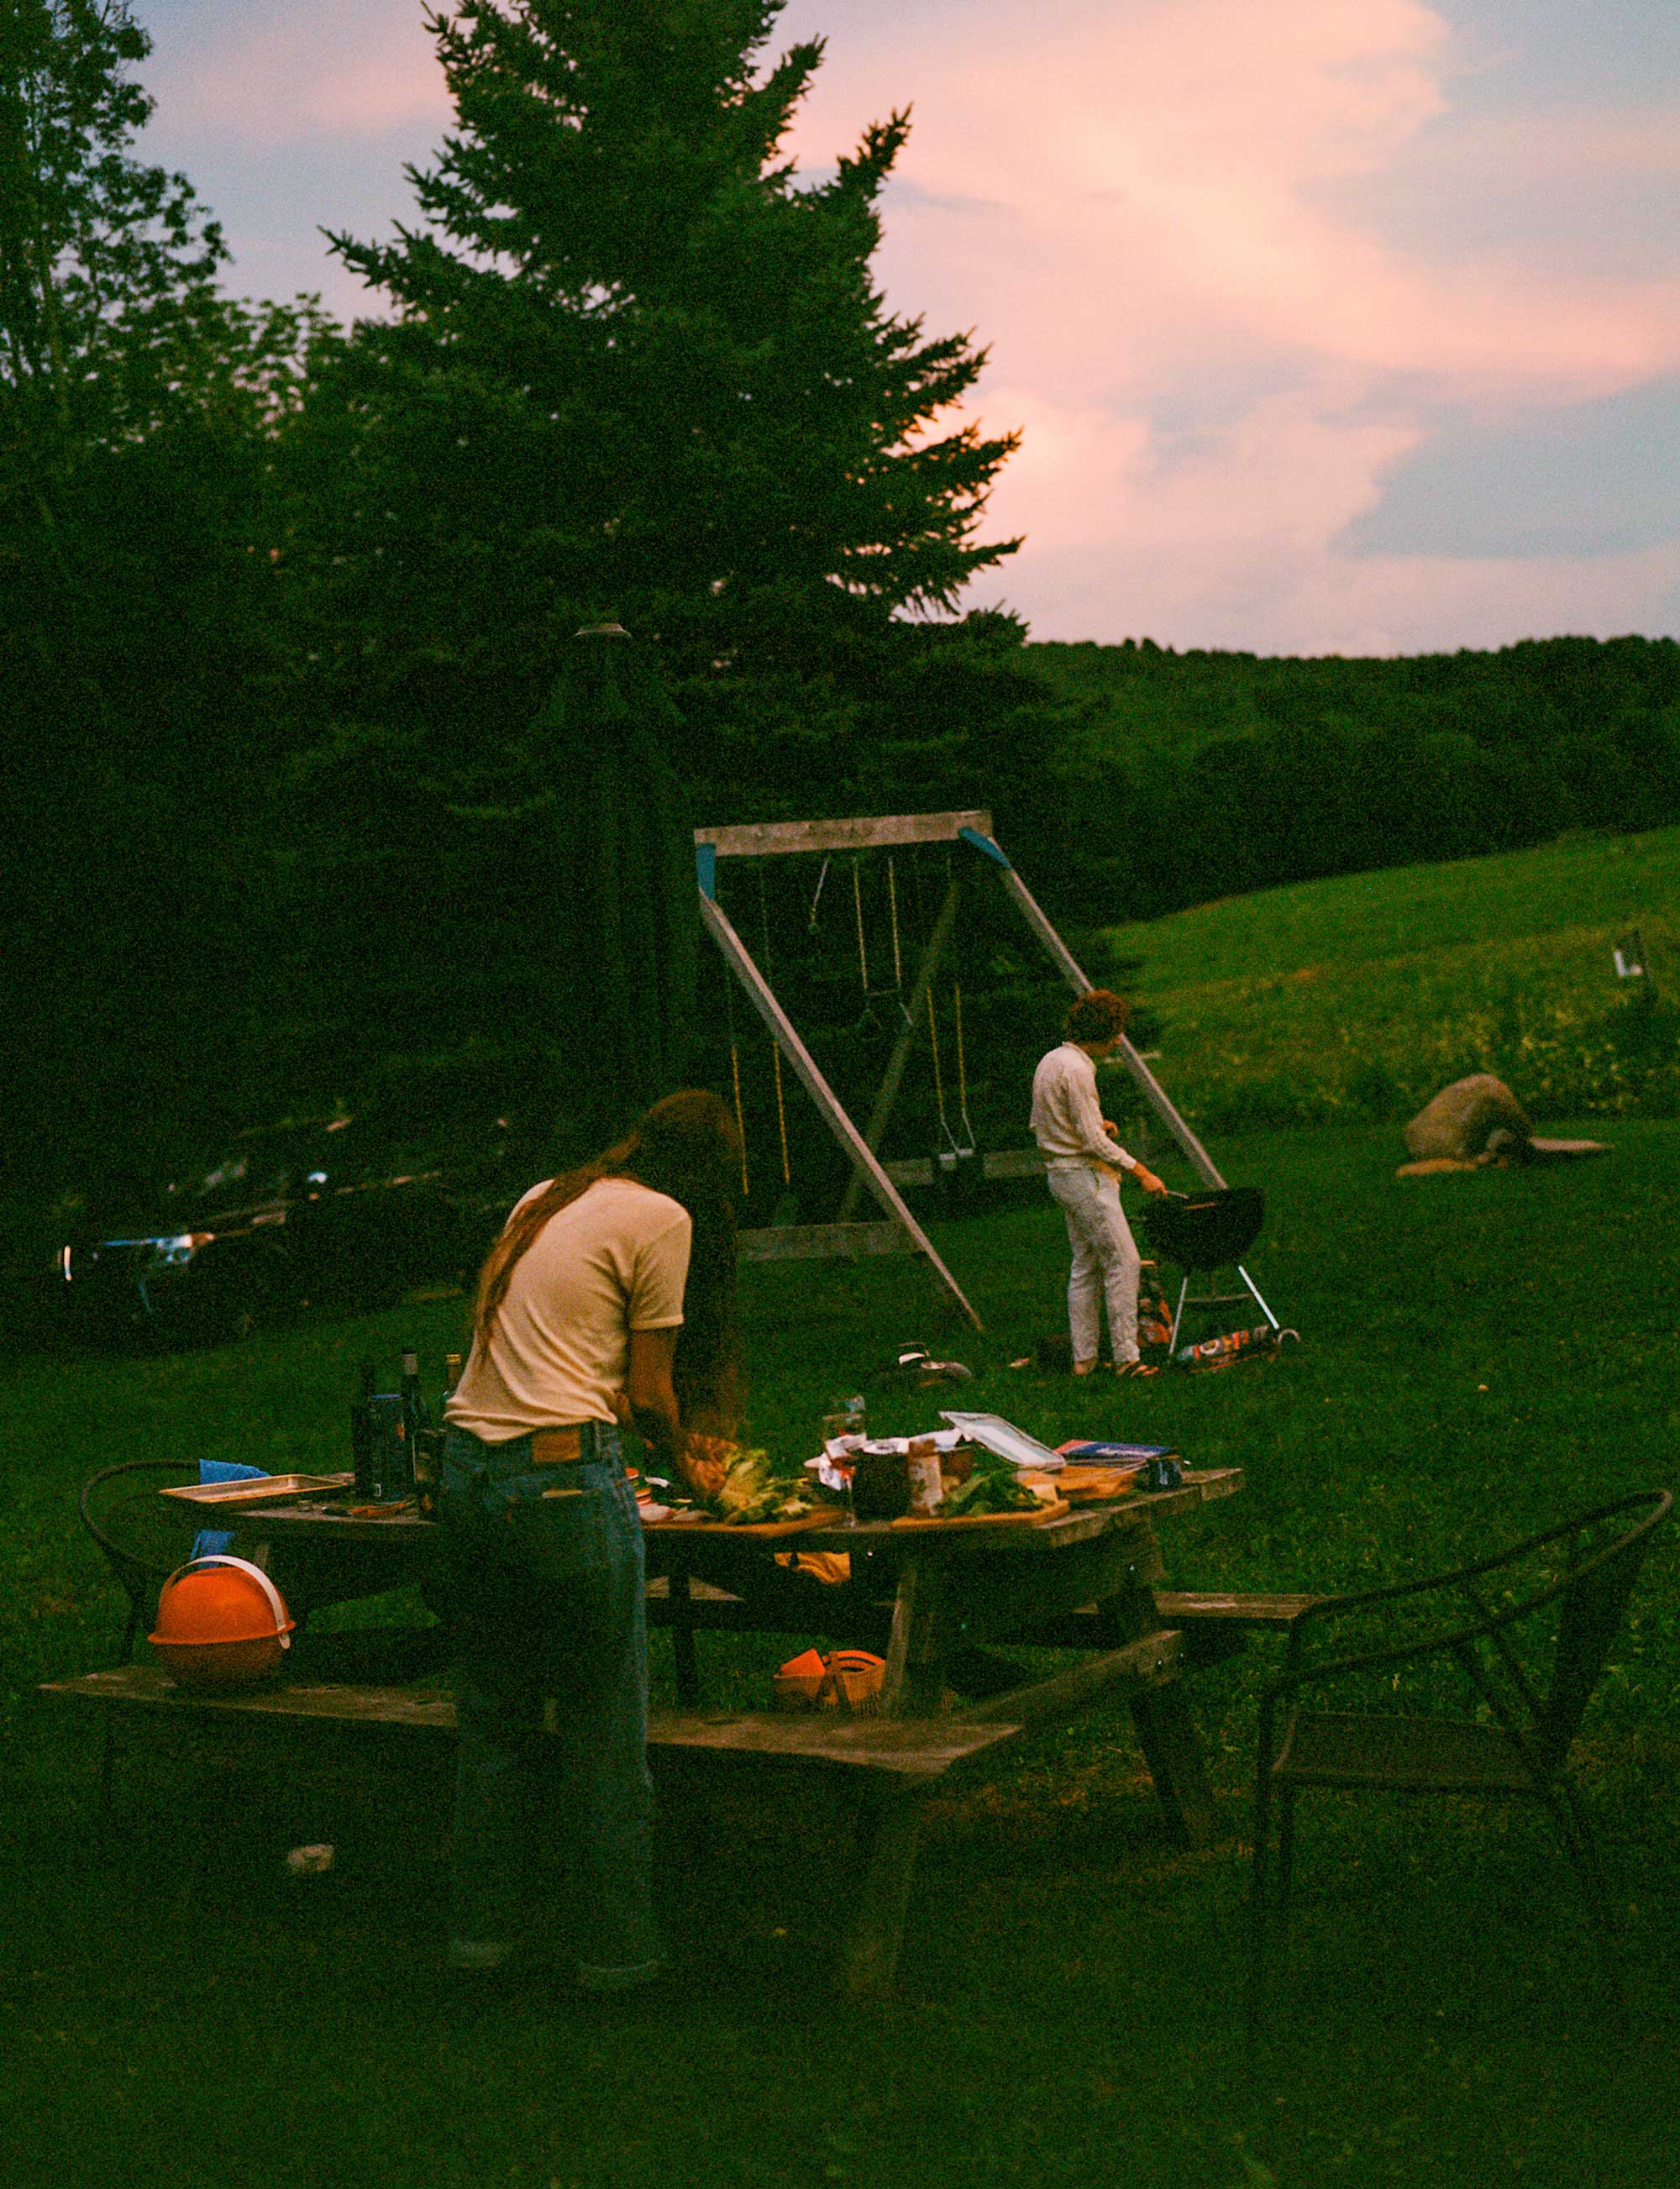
[932,1147,984,1211]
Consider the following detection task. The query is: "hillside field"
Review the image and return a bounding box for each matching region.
[1103,826,1680,1133]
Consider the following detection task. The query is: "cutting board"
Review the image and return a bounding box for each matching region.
[641,1505,845,1540]
[888,1498,1071,1533]
[1055,1467,1143,1504]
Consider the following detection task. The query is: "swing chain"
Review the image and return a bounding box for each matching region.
[721,900,751,1199]
[927,989,977,1162]
[953,981,978,1155]
[808,855,831,932]
[851,853,914,1028]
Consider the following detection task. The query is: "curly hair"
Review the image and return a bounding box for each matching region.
[1064,989,1129,1043]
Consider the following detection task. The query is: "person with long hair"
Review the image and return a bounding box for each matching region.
[1031,990,1168,1378]
[438,1089,741,1991]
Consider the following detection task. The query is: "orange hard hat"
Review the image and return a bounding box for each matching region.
[150,1556,294,1690]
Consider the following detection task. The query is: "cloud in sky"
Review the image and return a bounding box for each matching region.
[783,0,1680,647]
[137,0,1680,653]
[150,0,449,146]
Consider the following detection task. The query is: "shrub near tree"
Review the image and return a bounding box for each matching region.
[275,0,1051,1134]
[0,0,329,1206]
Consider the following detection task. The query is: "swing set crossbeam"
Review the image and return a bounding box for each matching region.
[696,811,992,861]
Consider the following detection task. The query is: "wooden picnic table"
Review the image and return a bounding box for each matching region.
[49,1462,1244,1995]
[239,1467,1242,1845]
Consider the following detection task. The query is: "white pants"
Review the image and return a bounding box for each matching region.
[1047,1163,1141,1365]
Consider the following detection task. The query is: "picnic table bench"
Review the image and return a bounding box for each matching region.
[49,1466,1249,1994]
[47,1628,1183,1994]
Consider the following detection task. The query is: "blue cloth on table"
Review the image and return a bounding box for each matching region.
[192,1459,268,1561]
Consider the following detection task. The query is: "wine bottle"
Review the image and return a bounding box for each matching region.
[351,1360,376,1498]
[401,1345,423,1425]
[401,1344,428,1510]
[421,1350,464,1520]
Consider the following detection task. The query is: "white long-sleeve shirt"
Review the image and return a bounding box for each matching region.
[1030,1042,1137,1172]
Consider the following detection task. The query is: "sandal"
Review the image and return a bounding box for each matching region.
[1113,1359,1160,1380]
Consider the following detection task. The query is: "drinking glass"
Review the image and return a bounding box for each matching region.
[818,1412,858,1520]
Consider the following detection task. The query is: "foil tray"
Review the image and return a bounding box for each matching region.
[159,1472,354,1505]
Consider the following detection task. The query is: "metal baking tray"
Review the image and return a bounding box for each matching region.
[937,1412,1067,1472]
[159,1473,354,1505]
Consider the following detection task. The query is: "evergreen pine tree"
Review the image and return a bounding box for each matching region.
[271,1,1047,1139]
[297,0,1023,811]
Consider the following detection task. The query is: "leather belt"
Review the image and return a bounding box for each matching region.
[530,1424,601,1465]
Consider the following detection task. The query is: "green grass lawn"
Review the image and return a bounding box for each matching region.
[3,1121,1677,2189]
[1103,826,1680,1129]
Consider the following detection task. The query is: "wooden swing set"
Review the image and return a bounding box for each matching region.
[695,809,1245,1334]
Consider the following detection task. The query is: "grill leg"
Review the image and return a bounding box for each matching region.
[1169,1274,1190,1353]
[1236,1264,1280,1331]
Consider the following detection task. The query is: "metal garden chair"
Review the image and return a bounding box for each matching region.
[78,1458,234,1824]
[1247,1488,1672,2035]
[79,1459,223,1667]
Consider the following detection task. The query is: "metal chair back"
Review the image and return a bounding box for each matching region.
[1532,1518,1664,1778]
[1274,1490,1671,1785]
[78,1459,215,1661]
[1248,1489,1672,2036]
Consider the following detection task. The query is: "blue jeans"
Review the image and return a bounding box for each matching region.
[438,1421,662,1986]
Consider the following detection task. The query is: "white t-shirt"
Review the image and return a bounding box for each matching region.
[1029,1043,1138,1172]
[445,1177,691,1441]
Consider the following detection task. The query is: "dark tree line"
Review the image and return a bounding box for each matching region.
[1036,636,1680,918]
[5,3,1677,1246]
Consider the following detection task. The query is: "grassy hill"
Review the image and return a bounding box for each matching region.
[1102,825,1680,1133]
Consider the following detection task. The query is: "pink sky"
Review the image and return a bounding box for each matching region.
[140,0,1680,655]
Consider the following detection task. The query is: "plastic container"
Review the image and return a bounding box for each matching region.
[149,1556,294,1690]
[773,1648,829,1709]
[906,1437,944,1516]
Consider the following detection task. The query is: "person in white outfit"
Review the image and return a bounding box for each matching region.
[1030,989,1168,1378]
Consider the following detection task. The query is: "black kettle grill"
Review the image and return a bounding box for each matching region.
[1139,1187,1275,1352]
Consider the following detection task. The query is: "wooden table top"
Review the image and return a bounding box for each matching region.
[801,1466,1243,1555]
[236,1501,436,1535]
[231,1466,1243,1551]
